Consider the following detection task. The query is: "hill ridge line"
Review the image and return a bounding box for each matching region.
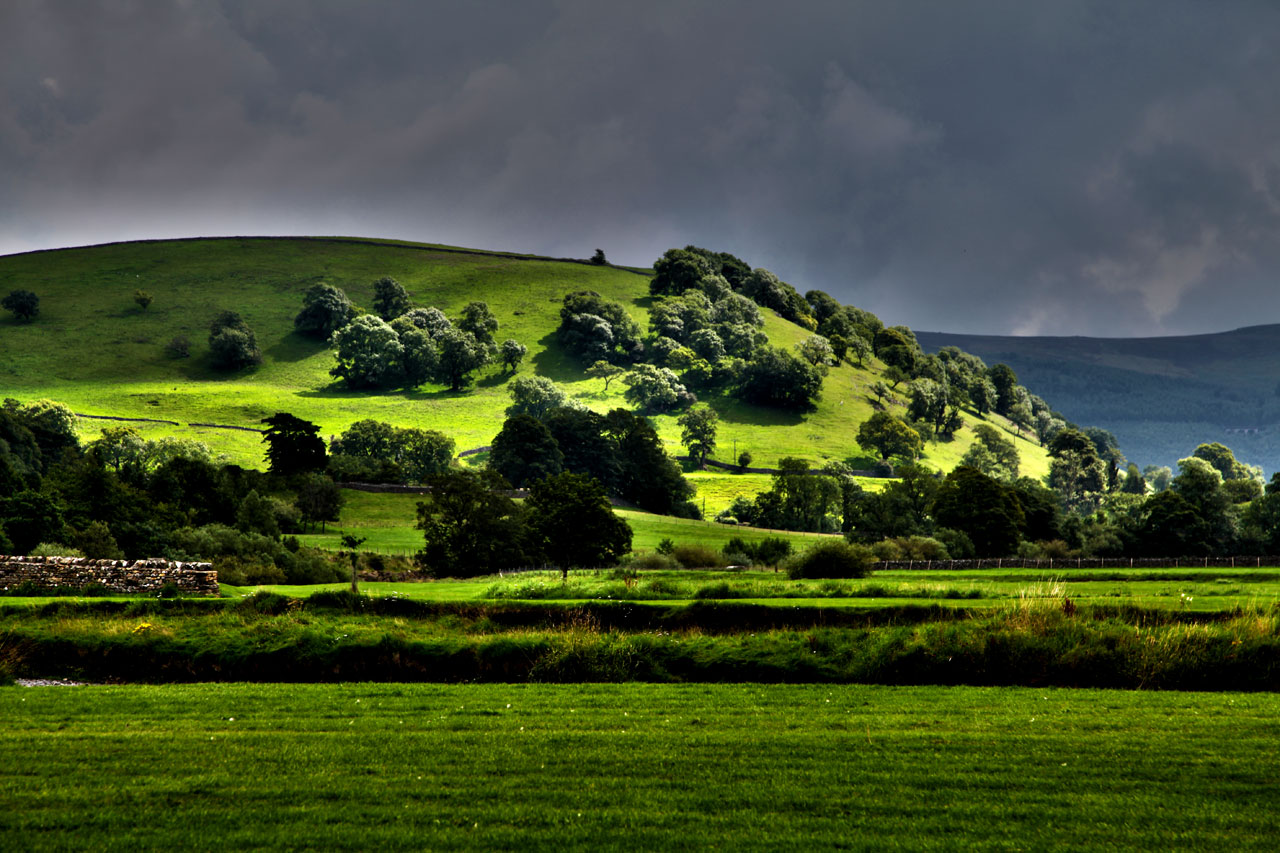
[0,234,653,276]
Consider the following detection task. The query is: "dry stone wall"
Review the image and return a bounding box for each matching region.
[0,556,218,595]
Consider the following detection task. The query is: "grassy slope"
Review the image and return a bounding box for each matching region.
[0,236,1048,486]
[293,489,837,555]
[4,683,1280,850]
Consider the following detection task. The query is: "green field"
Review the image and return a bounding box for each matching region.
[3,683,1279,851]
[0,236,1050,497]
[291,488,840,556]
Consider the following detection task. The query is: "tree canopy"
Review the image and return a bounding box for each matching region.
[261,413,327,476]
[525,472,631,578]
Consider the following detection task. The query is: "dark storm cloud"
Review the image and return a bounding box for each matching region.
[2,0,1278,335]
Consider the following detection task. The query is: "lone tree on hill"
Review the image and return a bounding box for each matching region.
[261,412,327,476]
[586,360,625,391]
[134,289,153,310]
[2,289,39,322]
[678,405,719,466]
[500,339,527,373]
[208,310,262,370]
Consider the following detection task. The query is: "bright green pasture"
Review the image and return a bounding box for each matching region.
[0,236,1050,484]
[3,683,1279,851]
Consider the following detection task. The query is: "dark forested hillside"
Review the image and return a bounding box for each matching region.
[918,325,1280,474]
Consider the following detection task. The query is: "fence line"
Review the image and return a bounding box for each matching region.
[874,556,1280,571]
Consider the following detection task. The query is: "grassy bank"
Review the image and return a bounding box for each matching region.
[6,592,1280,689]
[3,682,1279,850]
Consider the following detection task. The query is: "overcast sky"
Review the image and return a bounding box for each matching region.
[2,1,1278,336]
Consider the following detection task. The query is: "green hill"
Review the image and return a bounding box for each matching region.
[917,326,1280,474]
[0,236,1049,495]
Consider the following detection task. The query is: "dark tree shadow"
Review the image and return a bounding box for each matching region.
[265,330,331,364]
[475,370,512,388]
[710,395,807,427]
[529,331,589,382]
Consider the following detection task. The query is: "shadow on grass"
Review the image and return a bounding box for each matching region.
[296,380,495,405]
[475,369,514,389]
[265,331,331,364]
[529,331,590,383]
[709,396,806,427]
[176,356,265,383]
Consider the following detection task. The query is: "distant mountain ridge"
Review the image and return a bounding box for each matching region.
[917,325,1280,474]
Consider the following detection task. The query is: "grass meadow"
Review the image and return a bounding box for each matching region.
[4,682,1280,850]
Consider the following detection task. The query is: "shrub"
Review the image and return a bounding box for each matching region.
[871,536,950,562]
[623,552,679,570]
[786,541,875,579]
[234,591,295,615]
[28,542,84,558]
[752,537,793,567]
[670,543,725,569]
[212,556,286,587]
[933,527,976,560]
[165,335,191,358]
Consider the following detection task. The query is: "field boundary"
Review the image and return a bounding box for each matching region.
[876,556,1280,570]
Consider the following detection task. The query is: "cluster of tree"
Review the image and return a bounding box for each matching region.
[0,400,349,585]
[741,434,1277,560]
[327,419,455,484]
[838,463,1062,557]
[644,246,1044,420]
[416,469,630,578]
[644,251,833,410]
[651,246,814,329]
[488,384,698,517]
[290,279,524,391]
[720,458,851,533]
[556,290,645,364]
[858,331,1067,447]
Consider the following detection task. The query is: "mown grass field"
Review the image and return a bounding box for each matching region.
[0,236,1050,497]
[3,682,1279,851]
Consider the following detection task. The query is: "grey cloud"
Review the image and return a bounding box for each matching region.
[2,0,1279,335]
